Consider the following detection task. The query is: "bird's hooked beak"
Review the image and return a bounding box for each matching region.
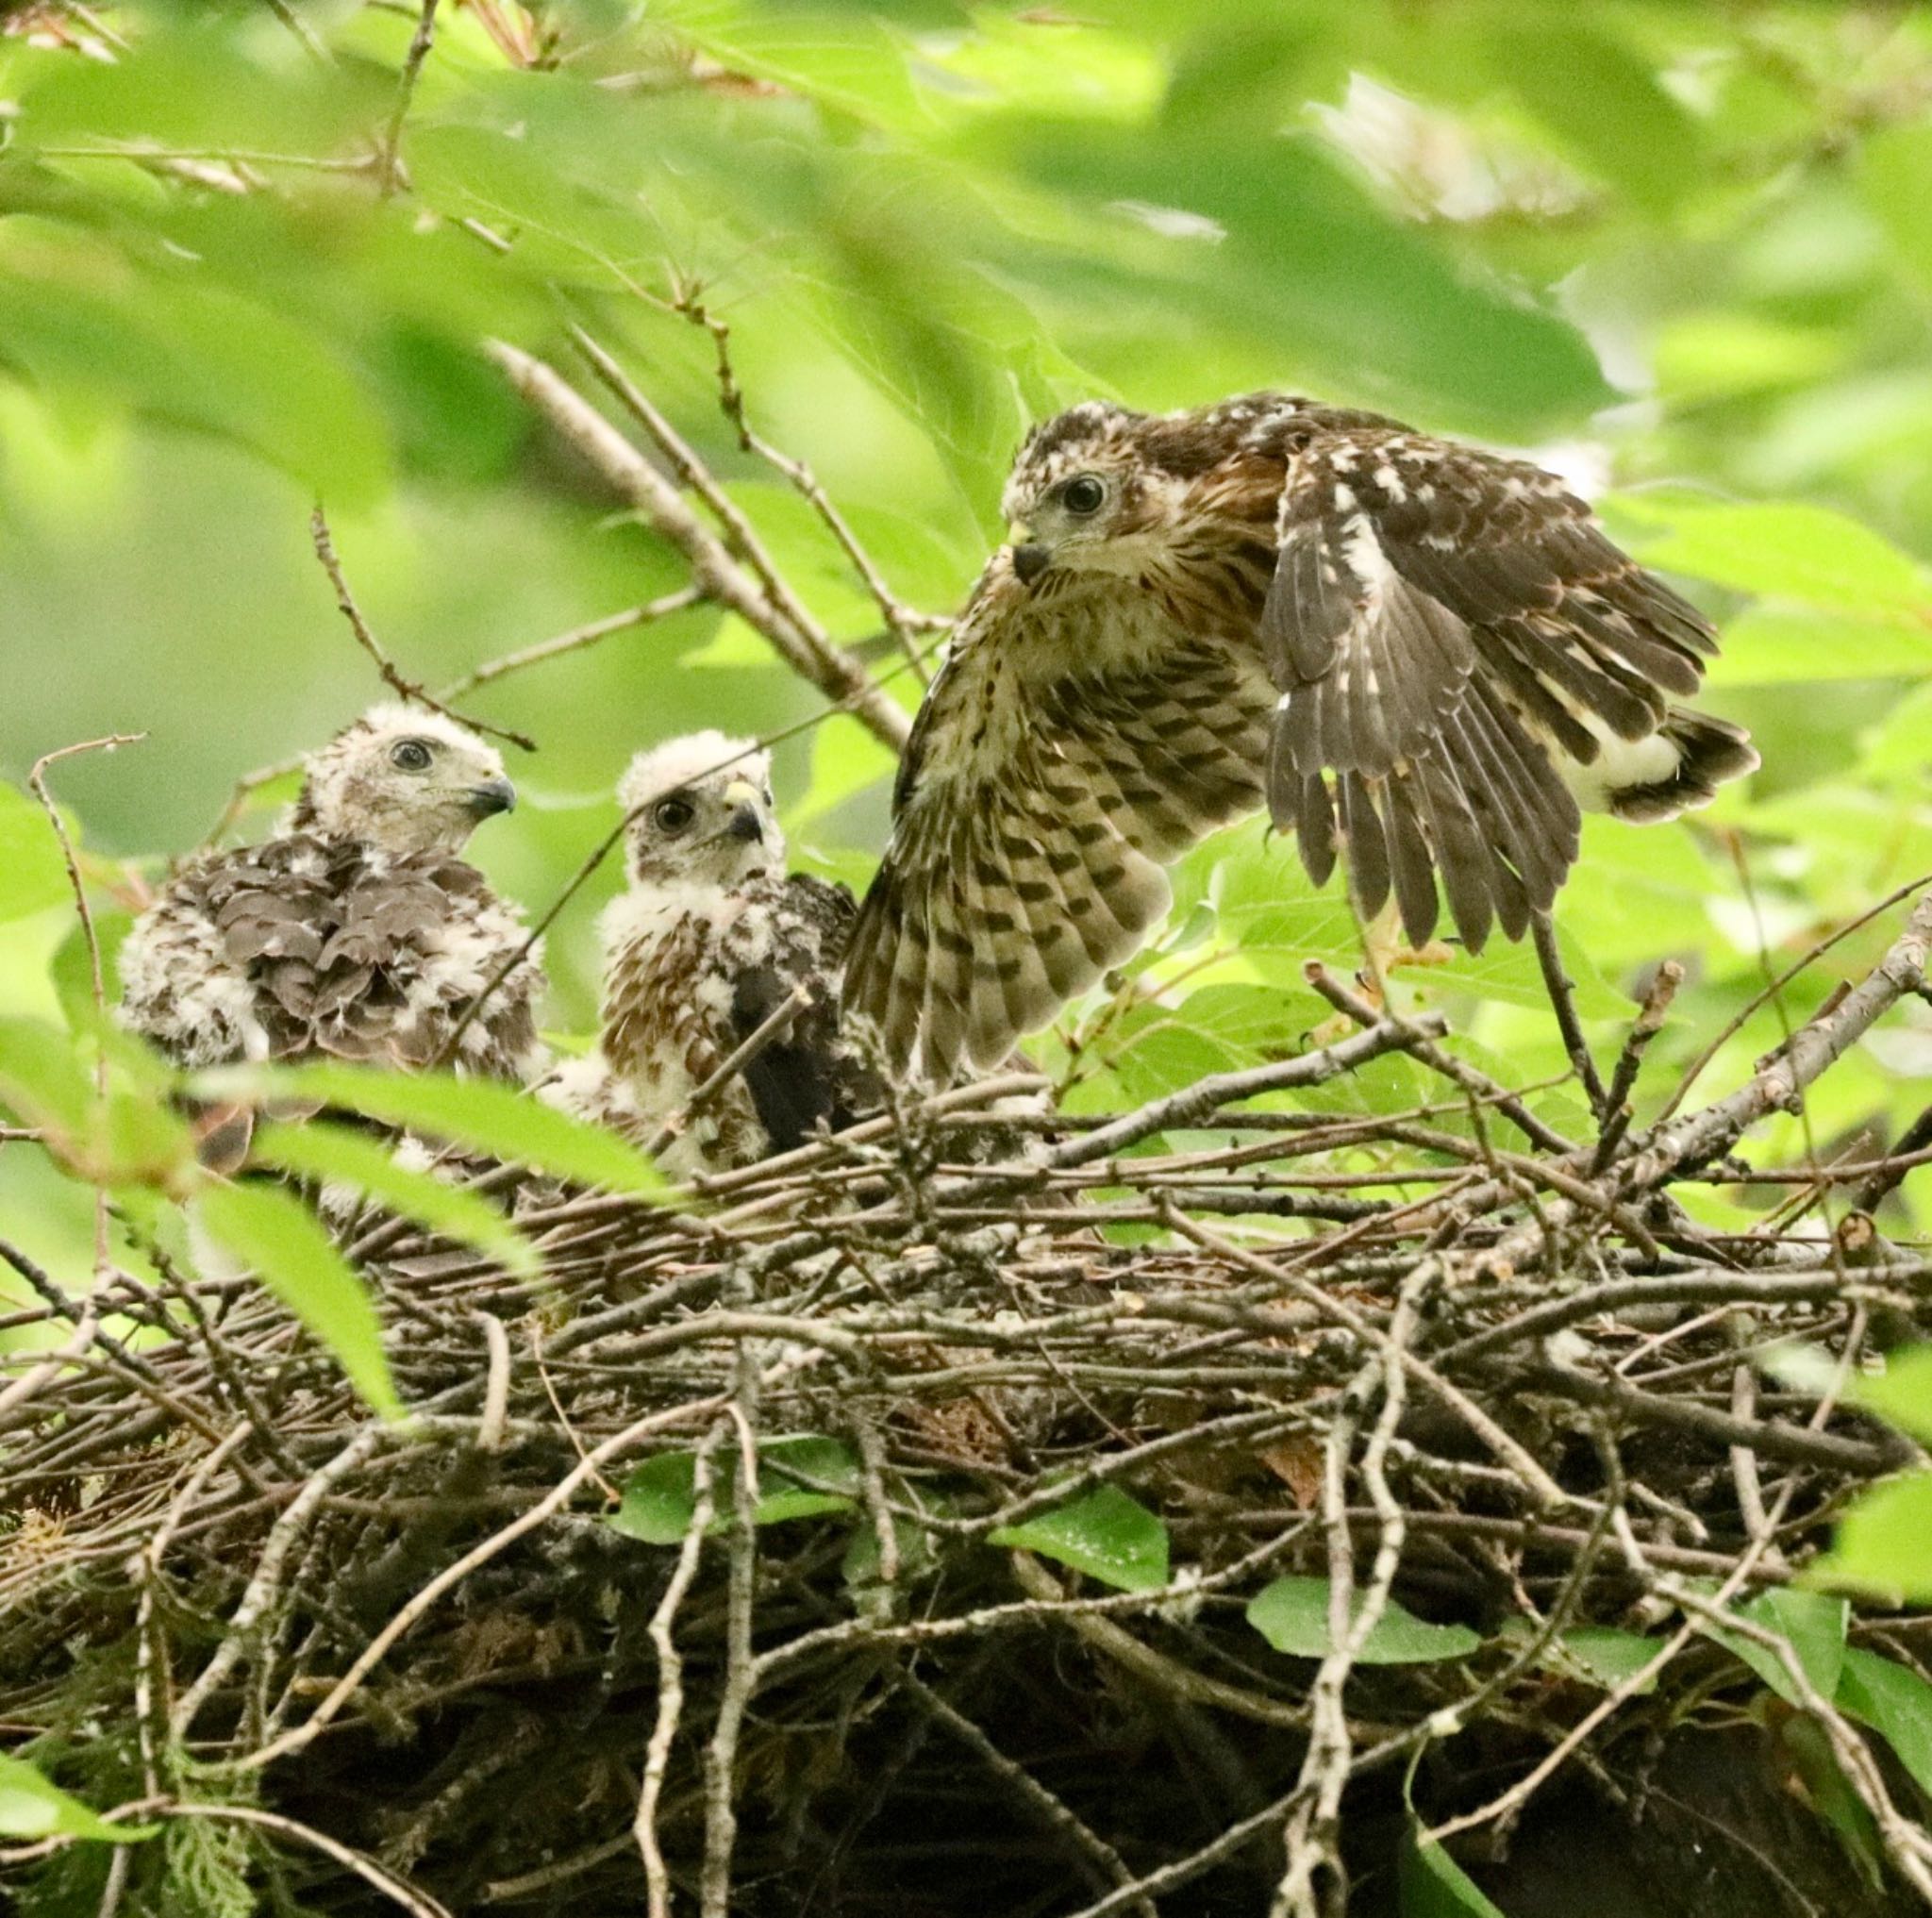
[1008,522,1052,587]
[723,777,765,844]
[466,776,518,818]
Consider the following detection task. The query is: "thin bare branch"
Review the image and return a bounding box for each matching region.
[309,504,536,751]
[485,338,911,750]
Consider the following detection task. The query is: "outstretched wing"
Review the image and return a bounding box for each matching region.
[1262,427,1718,951]
[844,563,1268,1080]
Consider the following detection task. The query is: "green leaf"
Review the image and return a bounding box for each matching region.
[841,1513,933,1593]
[1780,1711,1886,1889]
[1606,496,1932,620]
[1554,1627,1668,1693]
[1415,920,1631,1020]
[1497,1618,1664,1693]
[1859,682,1932,778]
[1246,1576,1480,1665]
[675,13,925,128]
[249,1122,539,1278]
[1700,1587,1847,1705]
[406,122,656,287]
[1491,21,1700,212]
[1861,123,1932,302]
[1841,1346,1932,1445]
[1652,313,1844,408]
[791,714,900,832]
[18,23,375,154]
[1808,1473,1932,1603]
[0,1753,155,1843]
[0,1013,193,1190]
[0,259,391,508]
[993,118,1609,436]
[1837,1646,1932,1803]
[98,1088,196,1192]
[192,1062,666,1198]
[1768,1343,1932,1444]
[50,911,131,1032]
[609,1436,860,1545]
[0,1013,94,1139]
[990,1485,1170,1593]
[195,1182,402,1421]
[1399,1820,1506,1917]
[1709,608,1932,686]
[1059,1002,1249,1114]
[0,780,73,921]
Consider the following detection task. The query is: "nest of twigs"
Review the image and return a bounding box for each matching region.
[7,915,1932,1918]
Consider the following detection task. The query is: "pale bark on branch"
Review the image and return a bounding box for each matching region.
[486,340,912,753]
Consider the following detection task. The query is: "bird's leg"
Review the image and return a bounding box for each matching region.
[1309,898,1455,1043]
[1353,899,1456,1014]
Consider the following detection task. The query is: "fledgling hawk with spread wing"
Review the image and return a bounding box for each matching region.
[120,706,545,1162]
[843,393,1758,1079]
[550,732,874,1180]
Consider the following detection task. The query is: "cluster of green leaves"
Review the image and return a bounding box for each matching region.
[0,954,660,1415]
[1773,1343,1932,1604]
[5,0,1932,1287]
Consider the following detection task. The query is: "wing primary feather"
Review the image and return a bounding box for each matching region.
[1467,676,1582,897]
[1382,773,1440,948]
[1296,770,1338,886]
[1552,599,1697,707]
[1350,596,1403,772]
[1488,616,1661,743]
[1411,756,1499,951]
[919,860,972,1081]
[1339,773,1391,919]
[1431,711,1540,943]
[1438,684,1576,919]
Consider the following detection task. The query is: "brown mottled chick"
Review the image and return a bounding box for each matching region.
[120,706,545,1165]
[551,732,874,1181]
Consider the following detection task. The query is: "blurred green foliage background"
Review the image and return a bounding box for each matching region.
[5,0,1932,1288]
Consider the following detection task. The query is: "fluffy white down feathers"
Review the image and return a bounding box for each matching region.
[550,733,872,1179]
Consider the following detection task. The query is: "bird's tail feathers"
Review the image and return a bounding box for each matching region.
[1605,708,1758,824]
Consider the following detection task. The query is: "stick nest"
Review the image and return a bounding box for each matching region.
[7,917,1932,1918]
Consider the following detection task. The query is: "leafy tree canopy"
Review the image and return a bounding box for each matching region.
[3,0,1930,1278]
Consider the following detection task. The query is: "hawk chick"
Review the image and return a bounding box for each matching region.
[121,706,545,1115]
[845,393,1757,1077]
[554,731,870,1180]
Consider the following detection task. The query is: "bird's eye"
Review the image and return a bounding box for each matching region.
[390,740,434,772]
[1060,475,1107,516]
[652,796,695,833]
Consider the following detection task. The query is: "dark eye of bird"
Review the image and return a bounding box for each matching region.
[1061,475,1107,516]
[390,740,434,772]
[653,796,695,833]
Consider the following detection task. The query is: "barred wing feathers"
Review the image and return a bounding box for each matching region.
[845,592,1268,1078]
[1263,429,1755,952]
